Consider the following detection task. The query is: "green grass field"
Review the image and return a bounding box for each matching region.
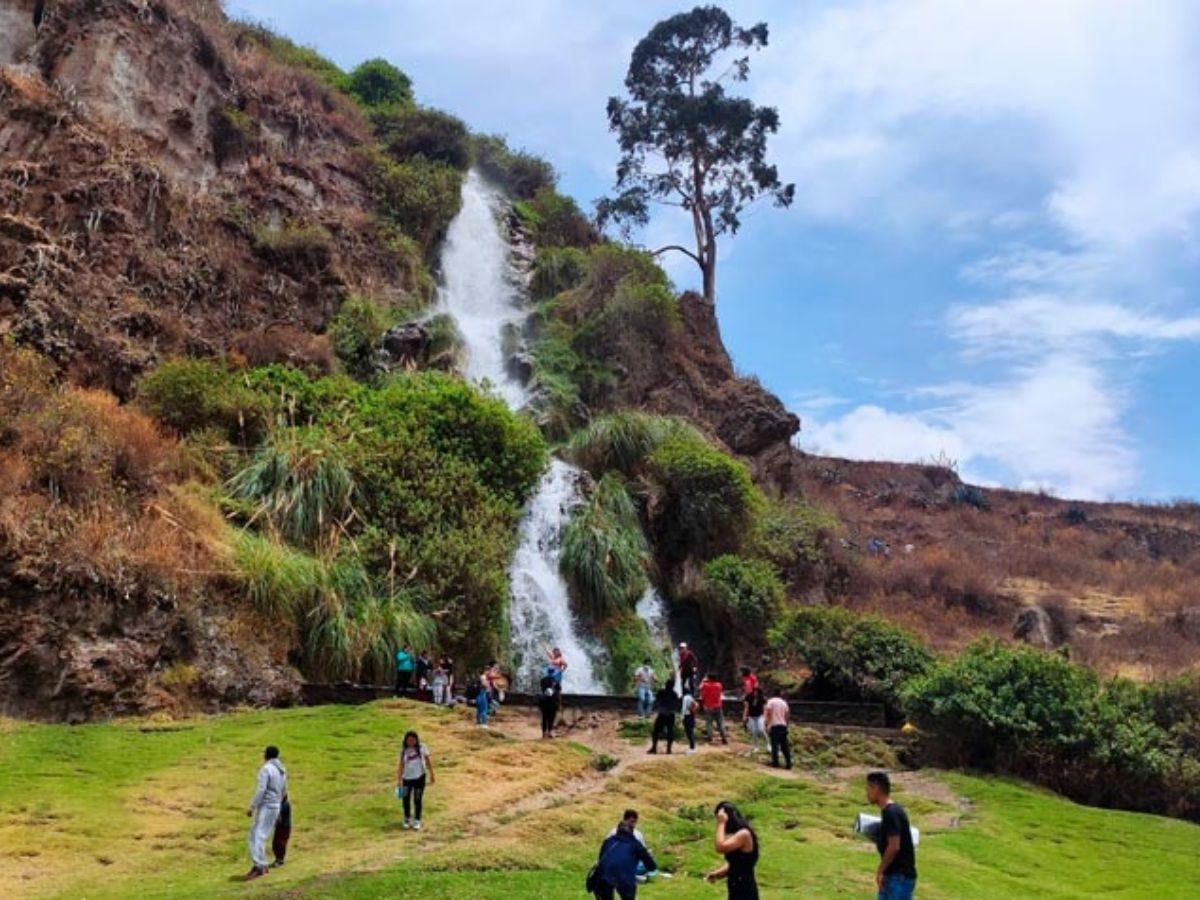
[0,701,1196,898]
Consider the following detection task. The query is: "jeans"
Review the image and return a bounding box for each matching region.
[475,696,489,725]
[247,805,281,869]
[746,715,766,750]
[635,686,653,718]
[431,681,449,705]
[703,707,728,742]
[683,714,696,749]
[877,874,916,900]
[769,724,792,768]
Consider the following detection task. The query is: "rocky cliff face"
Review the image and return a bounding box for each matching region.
[0,0,413,396]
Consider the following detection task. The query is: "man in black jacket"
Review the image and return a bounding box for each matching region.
[592,813,657,900]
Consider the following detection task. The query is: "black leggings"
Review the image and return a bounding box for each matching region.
[540,703,556,734]
[395,670,412,694]
[683,714,696,749]
[402,774,426,820]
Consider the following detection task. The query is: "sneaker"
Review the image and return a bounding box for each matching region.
[647,748,657,754]
[245,866,268,881]
[402,818,412,829]
[686,748,696,756]
[413,820,422,831]
[271,859,285,869]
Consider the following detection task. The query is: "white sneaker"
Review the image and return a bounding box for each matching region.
[686,748,696,755]
[402,818,412,829]
[413,820,422,831]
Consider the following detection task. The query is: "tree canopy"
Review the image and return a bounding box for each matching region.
[599,6,794,304]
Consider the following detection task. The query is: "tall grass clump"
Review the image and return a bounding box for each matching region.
[226,427,355,547]
[561,475,650,620]
[566,411,698,477]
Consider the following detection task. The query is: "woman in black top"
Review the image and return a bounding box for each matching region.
[706,801,759,900]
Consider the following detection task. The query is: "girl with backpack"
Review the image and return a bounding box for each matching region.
[396,730,435,831]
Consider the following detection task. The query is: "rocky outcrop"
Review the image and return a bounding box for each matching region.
[383,320,431,366]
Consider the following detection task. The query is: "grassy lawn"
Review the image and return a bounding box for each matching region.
[0,702,1196,899]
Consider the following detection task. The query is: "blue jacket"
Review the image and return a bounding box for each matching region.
[395,650,414,672]
[596,828,656,892]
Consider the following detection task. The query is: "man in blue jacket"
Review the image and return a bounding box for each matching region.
[592,810,657,899]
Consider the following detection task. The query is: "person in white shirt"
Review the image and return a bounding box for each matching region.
[681,691,699,755]
[633,659,656,718]
[397,730,436,830]
[245,745,288,880]
[763,689,792,769]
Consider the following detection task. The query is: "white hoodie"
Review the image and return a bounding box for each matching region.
[250,758,288,810]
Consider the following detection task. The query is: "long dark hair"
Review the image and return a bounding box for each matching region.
[714,801,756,847]
[402,730,421,754]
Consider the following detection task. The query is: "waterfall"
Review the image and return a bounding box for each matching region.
[437,170,604,693]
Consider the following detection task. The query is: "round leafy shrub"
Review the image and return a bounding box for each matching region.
[770,606,933,721]
[345,58,413,109]
[373,106,470,169]
[136,359,273,444]
[366,153,464,252]
[702,555,784,636]
[647,435,762,561]
[329,296,395,380]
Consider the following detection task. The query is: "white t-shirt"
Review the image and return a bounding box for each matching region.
[634,665,655,687]
[764,697,790,729]
[400,743,430,781]
[681,694,698,717]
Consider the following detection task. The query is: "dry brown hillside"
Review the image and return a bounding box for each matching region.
[1,0,423,395]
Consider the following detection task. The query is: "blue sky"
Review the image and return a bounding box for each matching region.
[231,0,1200,501]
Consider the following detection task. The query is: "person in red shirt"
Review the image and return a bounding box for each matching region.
[739,666,758,698]
[699,673,729,744]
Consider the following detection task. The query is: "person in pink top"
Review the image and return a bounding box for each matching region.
[763,688,792,769]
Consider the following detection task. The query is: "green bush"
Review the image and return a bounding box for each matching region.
[770,606,933,721]
[372,106,470,170]
[471,134,556,199]
[345,58,413,109]
[514,187,595,248]
[601,611,671,695]
[531,247,588,300]
[561,475,650,620]
[366,152,464,252]
[902,641,1200,819]
[136,359,274,444]
[747,498,840,586]
[647,435,763,561]
[702,555,784,636]
[566,411,697,477]
[329,296,396,380]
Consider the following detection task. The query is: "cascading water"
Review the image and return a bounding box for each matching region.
[438,170,604,693]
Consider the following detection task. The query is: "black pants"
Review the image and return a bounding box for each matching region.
[395,670,412,695]
[272,799,291,862]
[682,671,697,697]
[683,714,696,750]
[540,703,556,734]
[769,724,792,769]
[402,774,426,820]
[593,881,636,900]
[651,713,675,752]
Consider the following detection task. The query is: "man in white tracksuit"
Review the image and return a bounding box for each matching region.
[245,745,288,880]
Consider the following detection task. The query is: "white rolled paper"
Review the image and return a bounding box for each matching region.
[853,812,920,847]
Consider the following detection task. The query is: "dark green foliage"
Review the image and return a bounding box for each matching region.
[561,475,650,619]
[747,498,839,587]
[422,313,465,371]
[372,106,471,170]
[366,151,464,253]
[530,247,588,300]
[770,606,933,721]
[601,611,672,694]
[471,134,556,199]
[647,435,762,561]
[345,58,413,109]
[514,188,596,248]
[135,359,273,445]
[903,641,1200,820]
[702,555,784,636]
[566,411,698,477]
[329,296,397,380]
[600,5,794,302]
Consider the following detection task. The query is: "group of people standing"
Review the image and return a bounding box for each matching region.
[634,647,792,769]
[393,645,456,706]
